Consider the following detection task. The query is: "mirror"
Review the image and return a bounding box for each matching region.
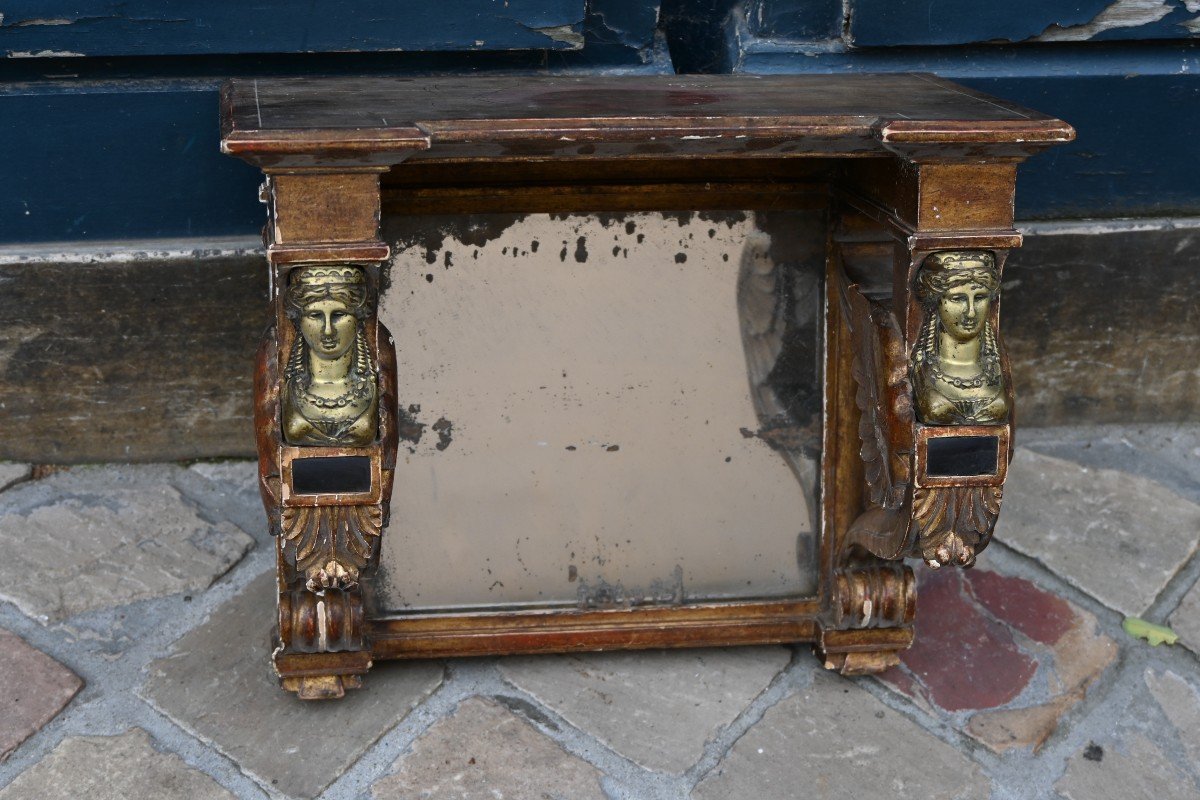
[374,210,824,612]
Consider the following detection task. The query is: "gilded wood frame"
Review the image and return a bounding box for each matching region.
[220,75,1073,697]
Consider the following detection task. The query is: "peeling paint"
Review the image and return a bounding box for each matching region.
[839,0,1200,45]
[10,18,75,26]
[1035,0,1178,41]
[0,237,261,266]
[529,22,585,49]
[7,49,84,57]
[1017,217,1200,236]
[846,0,1111,45]
[589,4,660,50]
[0,2,590,57]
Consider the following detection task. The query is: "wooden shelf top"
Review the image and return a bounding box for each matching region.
[221,73,1073,167]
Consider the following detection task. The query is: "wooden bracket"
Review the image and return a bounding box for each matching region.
[253,170,400,698]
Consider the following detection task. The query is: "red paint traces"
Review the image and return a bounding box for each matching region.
[898,569,1036,712]
[966,569,1075,646]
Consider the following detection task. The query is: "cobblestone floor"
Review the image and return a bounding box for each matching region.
[0,424,1198,799]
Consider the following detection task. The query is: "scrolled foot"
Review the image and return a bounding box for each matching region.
[821,650,902,675]
[282,674,363,700]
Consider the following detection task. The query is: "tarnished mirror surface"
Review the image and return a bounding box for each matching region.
[374,211,823,611]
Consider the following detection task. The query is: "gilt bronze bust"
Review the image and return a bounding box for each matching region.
[282,265,379,446]
[911,251,1010,425]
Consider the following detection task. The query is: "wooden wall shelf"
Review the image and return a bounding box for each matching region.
[221,74,1072,699]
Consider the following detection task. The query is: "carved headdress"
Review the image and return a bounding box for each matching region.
[284,265,374,387]
[912,250,1001,379]
[915,251,998,304]
[285,265,371,320]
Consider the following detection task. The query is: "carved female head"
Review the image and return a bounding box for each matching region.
[283,265,375,395]
[917,250,999,345]
[286,266,370,361]
[917,252,998,331]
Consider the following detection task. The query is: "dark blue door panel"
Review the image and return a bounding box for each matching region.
[0,1,588,57]
[2,86,263,242]
[0,0,666,244]
[744,0,1200,46]
[733,41,1200,219]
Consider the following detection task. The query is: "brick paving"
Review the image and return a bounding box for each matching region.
[0,629,81,762]
[370,698,609,800]
[0,424,1197,799]
[0,465,255,622]
[878,567,1117,753]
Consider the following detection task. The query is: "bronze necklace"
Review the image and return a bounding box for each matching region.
[299,375,371,409]
[924,359,997,390]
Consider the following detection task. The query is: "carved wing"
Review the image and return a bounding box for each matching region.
[376,321,400,519]
[839,281,918,562]
[843,284,913,511]
[254,326,283,534]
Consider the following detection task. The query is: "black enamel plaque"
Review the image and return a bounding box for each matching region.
[926,435,999,477]
[292,455,373,494]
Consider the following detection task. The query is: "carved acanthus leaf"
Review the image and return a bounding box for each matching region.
[912,485,1002,569]
[281,504,383,592]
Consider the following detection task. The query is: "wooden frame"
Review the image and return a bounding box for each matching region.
[220,74,1072,698]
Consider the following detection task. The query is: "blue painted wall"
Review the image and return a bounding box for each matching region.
[3,0,1197,245]
[730,1,1200,220]
[0,1,588,56]
[742,0,1200,45]
[742,0,840,41]
[0,0,665,244]
[847,0,1200,46]
[3,85,261,242]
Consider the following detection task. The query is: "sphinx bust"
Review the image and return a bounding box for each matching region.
[911,251,1010,425]
[282,265,379,446]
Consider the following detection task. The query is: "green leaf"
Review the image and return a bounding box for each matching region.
[1122,617,1179,647]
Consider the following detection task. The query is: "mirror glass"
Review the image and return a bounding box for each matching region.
[374,210,823,612]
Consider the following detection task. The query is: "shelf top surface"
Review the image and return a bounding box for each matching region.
[221,73,1073,163]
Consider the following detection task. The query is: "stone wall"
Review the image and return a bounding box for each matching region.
[0,215,1194,463]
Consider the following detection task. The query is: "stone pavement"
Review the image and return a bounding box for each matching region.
[0,424,1198,799]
